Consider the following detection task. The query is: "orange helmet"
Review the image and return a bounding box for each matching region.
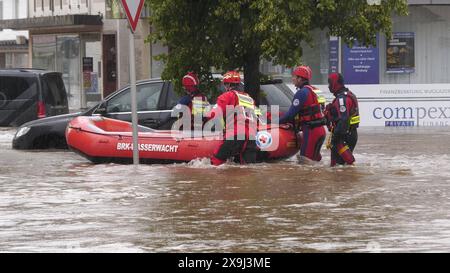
[293,65,312,80]
[223,71,241,84]
[182,72,199,93]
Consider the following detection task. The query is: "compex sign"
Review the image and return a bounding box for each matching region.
[300,84,450,127]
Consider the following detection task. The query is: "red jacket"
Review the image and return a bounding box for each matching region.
[209,90,257,139]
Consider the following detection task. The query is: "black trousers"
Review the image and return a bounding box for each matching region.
[214,139,257,164]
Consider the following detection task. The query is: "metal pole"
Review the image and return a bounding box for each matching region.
[129,30,139,165]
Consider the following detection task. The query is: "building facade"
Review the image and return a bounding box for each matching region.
[0,0,164,110]
[0,0,29,68]
[261,1,450,87]
[2,0,450,119]
[269,0,450,128]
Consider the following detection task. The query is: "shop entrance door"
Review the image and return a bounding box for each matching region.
[102,34,118,97]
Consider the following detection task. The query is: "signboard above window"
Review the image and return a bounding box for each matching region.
[386,32,415,74]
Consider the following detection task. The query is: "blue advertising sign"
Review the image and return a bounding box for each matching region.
[329,37,339,74]
[343,36,379,84]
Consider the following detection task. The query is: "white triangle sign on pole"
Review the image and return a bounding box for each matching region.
[120,0,145,33]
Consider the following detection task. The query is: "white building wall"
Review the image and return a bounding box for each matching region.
[91,0,105,14]
[1,0,14,19]
[0,0,29,40]
[17,0,27,18]
[29,0,105,17]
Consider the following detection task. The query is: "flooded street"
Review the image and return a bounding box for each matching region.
[1,127,450,252]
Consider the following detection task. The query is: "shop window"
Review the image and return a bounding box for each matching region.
[32,35,57,71]
[56,35,81,109]
[0,53,5,68]
[81,33,102,104]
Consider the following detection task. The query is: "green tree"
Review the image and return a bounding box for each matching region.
[147,0,408,102]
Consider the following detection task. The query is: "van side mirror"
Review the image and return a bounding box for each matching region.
[94,101,107,115]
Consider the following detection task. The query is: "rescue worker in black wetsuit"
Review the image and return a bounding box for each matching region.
[324,73,360,167]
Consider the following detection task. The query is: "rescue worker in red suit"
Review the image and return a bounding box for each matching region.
[175,72,210,130]
[324,73,360,167]
[279,65,326,162]
[209,71,258,166]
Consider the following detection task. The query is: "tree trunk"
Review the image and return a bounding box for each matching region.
[243,49,261,105]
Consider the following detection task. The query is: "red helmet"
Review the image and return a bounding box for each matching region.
[182,72,199,93]
[223,71,241,84]
[292,65,312,80]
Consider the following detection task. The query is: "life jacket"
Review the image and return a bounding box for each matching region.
[224,90,257,138]
[326,88,360,129]
[336,89,360,128]
[191,95,210,116]
[176,94,210,130]
[345,90,360,127]
[295,85,325,125]
[311,86,327,105]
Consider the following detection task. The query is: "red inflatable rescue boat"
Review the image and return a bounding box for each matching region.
[66,116,300,164]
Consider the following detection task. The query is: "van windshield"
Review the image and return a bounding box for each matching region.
[41,73,68,106]
[0,76,38,102]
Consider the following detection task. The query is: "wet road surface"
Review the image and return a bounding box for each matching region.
[1,127,450,252]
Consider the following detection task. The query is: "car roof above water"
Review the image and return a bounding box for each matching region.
[0,68,61,77]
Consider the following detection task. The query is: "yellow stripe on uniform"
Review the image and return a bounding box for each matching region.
[338,145,349,155]
[236,93,255,109]
[317,95,326,104]
[350,115,360,125]
[192,98,209,115]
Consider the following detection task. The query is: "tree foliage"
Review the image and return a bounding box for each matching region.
[146,0,408,101]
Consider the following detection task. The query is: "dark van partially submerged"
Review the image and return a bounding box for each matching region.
[0,69,69,126]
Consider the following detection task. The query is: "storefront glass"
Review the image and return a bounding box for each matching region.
[81,33,102,108]
[32,35,56,71]
[32,34,83,109]
[56,35,81,109]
